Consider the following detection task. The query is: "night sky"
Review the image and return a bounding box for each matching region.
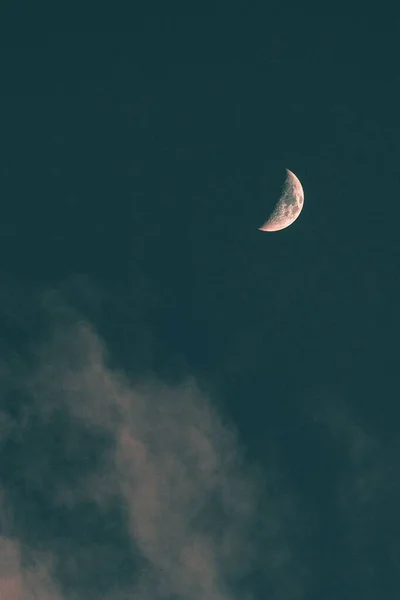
[1,7,400,600]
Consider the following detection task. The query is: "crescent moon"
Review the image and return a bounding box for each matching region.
[259,169,304,232]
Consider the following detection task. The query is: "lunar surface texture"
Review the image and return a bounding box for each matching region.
[259,169,304,232]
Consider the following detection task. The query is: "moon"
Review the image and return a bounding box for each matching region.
[259,169,304,232]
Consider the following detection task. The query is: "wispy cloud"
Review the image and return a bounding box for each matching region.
[0,291,306,600]
[0,536,63,600]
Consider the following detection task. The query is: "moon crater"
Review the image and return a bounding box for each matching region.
[259,169,304,232]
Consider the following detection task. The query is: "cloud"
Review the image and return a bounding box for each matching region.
[0,536,63,600]
[0,289,307,600]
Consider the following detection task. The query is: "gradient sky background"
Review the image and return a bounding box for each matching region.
[1,6,400,600]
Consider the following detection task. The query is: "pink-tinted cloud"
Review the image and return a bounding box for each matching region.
[0,536,62,600]
[0,300,306,600]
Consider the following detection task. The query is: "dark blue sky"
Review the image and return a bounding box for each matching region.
[0,7,400,600]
